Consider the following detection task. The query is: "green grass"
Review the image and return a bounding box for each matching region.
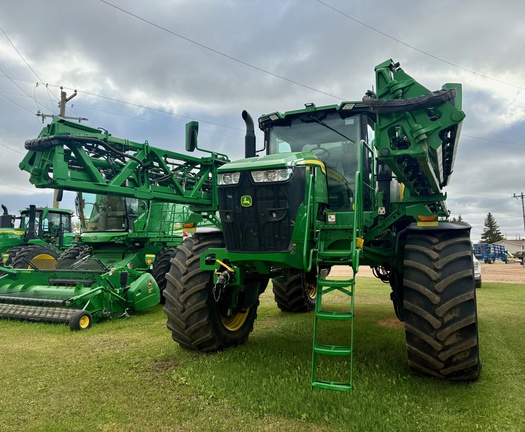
[1,278,524,431]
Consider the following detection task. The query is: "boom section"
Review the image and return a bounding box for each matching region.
[19,117,228,211]
[365,59,465,197]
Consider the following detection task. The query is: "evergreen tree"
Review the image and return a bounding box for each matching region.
[480,212,503,243]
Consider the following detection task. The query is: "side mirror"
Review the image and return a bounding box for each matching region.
[185,121,199,152]
[56,189,63,202]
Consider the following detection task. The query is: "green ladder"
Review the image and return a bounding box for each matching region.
[311,271,356,391]
[310,149,366,391]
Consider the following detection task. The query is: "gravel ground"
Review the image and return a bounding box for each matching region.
[331,260,525,284]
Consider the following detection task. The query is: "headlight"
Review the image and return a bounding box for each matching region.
[251,168,293,183]
[217,172,241,185]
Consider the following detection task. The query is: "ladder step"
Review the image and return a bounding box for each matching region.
[318,279,354,289]
[312,380,353,392]
[316,310,353,320]
[311,266,356,390]
[318,250,351,258]
[314,344,352,356]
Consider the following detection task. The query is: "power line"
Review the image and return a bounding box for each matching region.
[0,64,36,102]
[99,0,343,100]
[0,77,243,133]
[71,86,243,131]
[462,134,525,147]
[0,181,38,193]
[0,24,63,117]
[0,140,25,155]
[77,104,244,139]
[3,7,525,149]
[0,25,47,87]
[316,0,525,91]
[0,91,36,115]
[32,83,50,113]
[3,73,525,149]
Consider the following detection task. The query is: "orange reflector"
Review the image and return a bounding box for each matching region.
[183,222,196,233]
[417,215,437,222]
[145,254,155,266]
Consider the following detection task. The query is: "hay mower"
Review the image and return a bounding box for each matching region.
[0,118,227,329]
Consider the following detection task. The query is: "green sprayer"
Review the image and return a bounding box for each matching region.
[1,59,479,390]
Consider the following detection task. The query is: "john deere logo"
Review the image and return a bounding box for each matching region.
[241,195,253,207]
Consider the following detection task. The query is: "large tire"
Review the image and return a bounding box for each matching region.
[56,246,91,269]
[11,245,61,270]
[403,229,481,381]
[2,245,26,266]
[163,233,260,352]
[272,268,316,312]
[151,247,178,303]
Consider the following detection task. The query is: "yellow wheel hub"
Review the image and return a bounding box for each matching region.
[306,282,317,300]
[221,308,249,331]
[78,315,91,329]
[29,253,57,270]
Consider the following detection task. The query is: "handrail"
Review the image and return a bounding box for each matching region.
[351,139,373,275]
[302,170,316,272]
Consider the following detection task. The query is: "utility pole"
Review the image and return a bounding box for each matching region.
[59,87,77,117]
[35,87,88,208]
[36,87,88,123]
[512,192,525,234]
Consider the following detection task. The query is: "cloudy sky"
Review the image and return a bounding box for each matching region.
[1,0,524,242]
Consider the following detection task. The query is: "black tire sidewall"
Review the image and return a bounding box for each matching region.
[403,229,480,380]
[69,310,93,331]
[163,233,259,352]
[11,244,60,269]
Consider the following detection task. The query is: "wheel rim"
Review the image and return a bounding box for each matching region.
[28,253,57,270]
[306,282,317,300]
[79,315,91,329]
[220,309,249,331]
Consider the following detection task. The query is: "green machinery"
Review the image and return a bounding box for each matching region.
[1,204,75,268]
[160,59,480,390]
[0,117,228,329]
[2,59,480,390]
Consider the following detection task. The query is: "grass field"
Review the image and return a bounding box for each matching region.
[1,277,524,431]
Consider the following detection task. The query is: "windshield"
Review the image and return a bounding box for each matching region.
[77,193,139,232]
[267,113,362,184]
[43,212,72,236]
[19,211,41,233]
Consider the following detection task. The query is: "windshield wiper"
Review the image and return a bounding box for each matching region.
[308,116,355,143]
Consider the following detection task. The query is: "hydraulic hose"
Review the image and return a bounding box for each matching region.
[362,88,456,114]
[24,135,143,164]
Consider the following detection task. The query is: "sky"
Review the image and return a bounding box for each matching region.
[1,0,525,242]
